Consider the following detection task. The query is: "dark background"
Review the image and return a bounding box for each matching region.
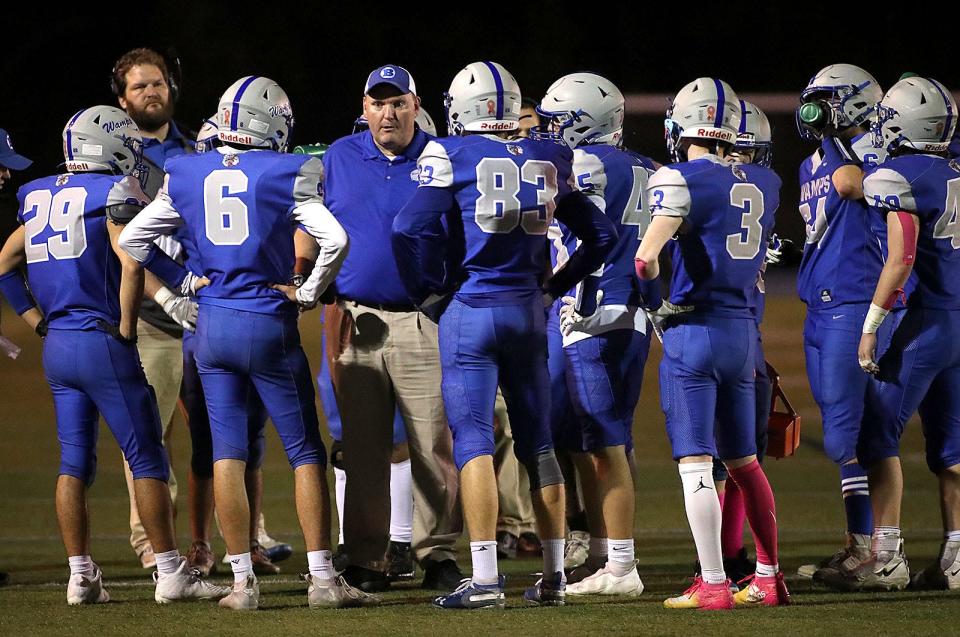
[1,5,956,243]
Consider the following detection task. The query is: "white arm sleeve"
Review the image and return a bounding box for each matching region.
[572,148,607,212]
[647,166,692,218]
[416,141,454,188]
[863,167,917,212]
[290,201,349,305]
[118,182,184,263]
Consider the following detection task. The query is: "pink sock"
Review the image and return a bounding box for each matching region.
[717,488,726,510]
[728,460,778,568]
[721,479,747,558]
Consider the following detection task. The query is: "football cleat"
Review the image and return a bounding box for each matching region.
[798,533,870,579]
[421,558,464,592]
[733,572,791,607]
[305,573,381,608]
[66,565,110,605]
[186,541,216,578]
[154,557,231,603]
[566,561,644,596]
[910,545,960,591]
[817,540,909,592]
[251,542,280,576]
[386,540,415,582]
[723,548,756,585]
[523,571,566,606]
[433,576,506,609]
[566,555,606,584]
[563,530,590,570]
[663,576,735,610]
[496,531,518,560]
[219,574,259,611]
[257,523,293,563]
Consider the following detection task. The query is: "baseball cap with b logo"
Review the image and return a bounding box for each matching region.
[364,65,417,96]
[0,128,33,170]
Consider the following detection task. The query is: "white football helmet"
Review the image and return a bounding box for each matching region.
[217,76,294,151]
[444,61,521,135]
[535,72,625,148]
[798,64,883,140]
[62,105,145,182]
[665,78,741,162]
[196,116,219,153]
[733,100,773,167]
[874,76,957,154]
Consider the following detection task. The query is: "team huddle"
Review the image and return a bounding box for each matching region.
[0,49,958,614]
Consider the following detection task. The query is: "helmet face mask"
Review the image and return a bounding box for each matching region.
[444,61,521,136]
[62,106,148,188]
[196,116,219,153]
[217,76,294,152]
[533,73,625,149]
[872,77,957,155]
[796,64,882,141]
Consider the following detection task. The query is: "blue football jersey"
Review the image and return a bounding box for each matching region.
[863,156,960,309]
[569,145,657,307]
[648,155,781,317]
[796,141,886,308]
[416,135,574,303]
[163,150,323,314]
[17,173,149,329]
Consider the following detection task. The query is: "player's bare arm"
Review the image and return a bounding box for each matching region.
[634,215,682,280]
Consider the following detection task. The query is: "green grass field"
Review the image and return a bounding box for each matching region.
[2,283,960,635]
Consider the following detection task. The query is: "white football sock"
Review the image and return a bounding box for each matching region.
[154,549,181,575]
[68,555,94,577]
[872,526,901,561]
[755,562,778,577]
[470,541,499,585]
[542,539,565,580]
[589,536,608,561]
[607,538,635,576]
[307,550,336,580]
[334,466,347,546]
[228,552,253,584]
[941,535,960,570]
[679,462,725,584]
[389,459,414,543]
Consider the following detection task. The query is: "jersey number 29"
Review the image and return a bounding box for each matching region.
[23,187,88,264]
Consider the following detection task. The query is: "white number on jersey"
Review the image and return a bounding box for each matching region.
[474,158,558,235]
[23,187,89,264]
[799,196,829,246]
[726,183,765,259]
[622,165,651,238]
[204,170,249,246]
[933,177,960,249]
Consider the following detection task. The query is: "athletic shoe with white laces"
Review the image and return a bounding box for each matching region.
[154,557,231,603]
[433,576,506,609]
[798,533,870,579]
[523,571,566,606]
[66,565,110,605]
[733,572,791,606]
[911,545,960,590]
[566,561,644,596]
[817,539,910,592]
[219,574,259,610]
[563,531,590,570]
[305,573,381,608]
[663,576,735,610]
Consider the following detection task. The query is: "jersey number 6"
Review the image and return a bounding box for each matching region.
[204,170,250,246]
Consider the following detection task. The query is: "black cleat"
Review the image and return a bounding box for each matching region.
[387,541,416,582]
[341,565,390,593]
[421,558,464,592]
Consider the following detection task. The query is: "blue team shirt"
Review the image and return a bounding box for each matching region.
[796,137,887,308]
[163,149,322,315]
[17,173,149,329]
[323,129,431,306]
[143,121,195,171]
[649,155,781,318]
[415,134,575,304]
[863,155,960,309]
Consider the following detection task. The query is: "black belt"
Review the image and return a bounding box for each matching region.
[339,298,417,313]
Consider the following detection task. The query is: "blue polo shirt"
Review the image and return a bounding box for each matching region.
[143,121,195,171]
[323,128,431,306]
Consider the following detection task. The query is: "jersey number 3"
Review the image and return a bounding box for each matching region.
[727,183,765,260]
[204,170,250,246]
[474,158,558,235]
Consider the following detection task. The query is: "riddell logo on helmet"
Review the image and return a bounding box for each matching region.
[696,129,734,141]
[219,131,255,145]
[480,122,515,130]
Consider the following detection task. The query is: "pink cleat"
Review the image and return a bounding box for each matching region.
[733,572,791,607]
[663,576,734,610]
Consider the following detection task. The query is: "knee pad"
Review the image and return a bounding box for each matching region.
[523,449,564,490]
[712,457,728,482]
[60,446,98,487]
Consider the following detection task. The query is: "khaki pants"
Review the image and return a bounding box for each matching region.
[493,391,536,536]
[124,319,182,554]
[326,301,461,568]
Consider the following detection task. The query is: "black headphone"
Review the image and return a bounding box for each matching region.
[109,47,182,104]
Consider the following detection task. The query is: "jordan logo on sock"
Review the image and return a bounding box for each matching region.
[693,477,713,493]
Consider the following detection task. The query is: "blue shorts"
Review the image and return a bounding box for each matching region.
[196,304,326,469]
[859,308,960,473]
[564,328,650,452]
[317,322,406,445]
[804,303,899,464]
[546,301,578,452]
[660,316,758,461]
[182,330,266,479]
[440,298,553,470]
[714,330,770,481]
[42,327,169,484]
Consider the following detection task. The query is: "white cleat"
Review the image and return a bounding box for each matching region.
[563,530,590,570]
[566,561,644,596]
[66,565,110,605]
[219,574,260,610]
[154,557,232,603]
[911,544,960,591]
[305,573,381,608]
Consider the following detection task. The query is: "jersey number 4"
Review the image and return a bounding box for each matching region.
[204,170,250,246]
[474,158,557,235]
[933,177,960,249]
[23,187,88,264]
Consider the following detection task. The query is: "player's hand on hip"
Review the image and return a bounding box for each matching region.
[271,283,300,303]
[182,271,211,296]
[646,300,693,332]
[858,332,879,375]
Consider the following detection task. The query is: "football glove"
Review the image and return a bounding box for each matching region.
[155,287,199,331]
